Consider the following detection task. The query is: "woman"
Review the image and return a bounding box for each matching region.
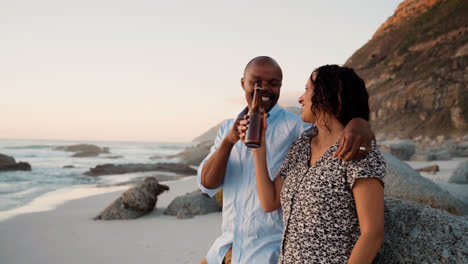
[239,65,385,263]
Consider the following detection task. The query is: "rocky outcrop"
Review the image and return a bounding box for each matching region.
[84,162,197,176]
[53,144,110,158]
[375,196,468,263]
[345,0,468,139]
[448,160,468,184]
[0,153,31,171]
[154,141,212,166]
[379,140,415,160]
[192,121,225,143]
[94,177,169,220]
[382,151,468,215]
[164,189,221,219]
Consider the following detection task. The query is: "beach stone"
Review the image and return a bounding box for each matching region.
[0,154,31,172]
[448,161,468,184]
[425,149,451,161]
[94,177,169,220]
[379,140,415,160]
[176,208,194,219]
[84,162,197,176]
[451,142,468,157]
[164,189,221,219]
[382,151,468,215]
[375,197,468,263]
[415,164,440,173]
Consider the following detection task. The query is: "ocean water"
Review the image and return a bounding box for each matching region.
[0,139,189,212]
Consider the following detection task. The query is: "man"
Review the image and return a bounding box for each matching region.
[198,56,374,264]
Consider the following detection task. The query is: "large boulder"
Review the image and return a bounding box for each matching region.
[379,140,415,160]
[382,151,468,215]
[84,162,197,176]
[375,197,468,263]
[53,144,110,158]
[0,153,31,171]
[164,189,221,219]
[448,160,468,184]
[94,177,169,220]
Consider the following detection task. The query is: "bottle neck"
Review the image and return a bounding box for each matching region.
[250,87,263,112]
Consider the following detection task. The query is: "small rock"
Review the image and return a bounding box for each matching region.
[164,189,221,218]
[451,142,468,157]
[379,140,415,160]
[62,165,75,169]
[415,165,440,173]
[448,161,468,184]
[425,149,451,161]
[94,177,169,220]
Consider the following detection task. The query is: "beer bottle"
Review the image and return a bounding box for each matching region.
[245,83,265,148]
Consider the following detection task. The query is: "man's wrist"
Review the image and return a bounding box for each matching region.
[223,134,237,146]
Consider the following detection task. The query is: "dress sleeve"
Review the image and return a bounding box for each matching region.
[346,143,386,189]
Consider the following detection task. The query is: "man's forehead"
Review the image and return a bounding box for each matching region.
[245,63,282,79]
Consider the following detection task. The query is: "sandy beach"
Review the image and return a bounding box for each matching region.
[0,157,467,264]
[0,177,221,264]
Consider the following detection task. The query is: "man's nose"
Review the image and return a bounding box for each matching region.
[261,81,273,91]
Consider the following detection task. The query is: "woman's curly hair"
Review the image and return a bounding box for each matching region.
[309,65,370,128]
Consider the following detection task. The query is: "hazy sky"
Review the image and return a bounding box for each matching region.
[1,0,401,142]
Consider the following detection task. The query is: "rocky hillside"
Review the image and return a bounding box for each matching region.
[345,0,467,139]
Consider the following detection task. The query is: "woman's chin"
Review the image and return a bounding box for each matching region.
[301,114,313,124]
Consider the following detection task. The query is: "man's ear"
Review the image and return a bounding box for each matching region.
[241,77,246,91]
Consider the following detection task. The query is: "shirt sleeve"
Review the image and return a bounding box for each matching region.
[196,119,232,197]
[346,143,386,189]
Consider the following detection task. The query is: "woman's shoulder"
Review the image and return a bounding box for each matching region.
[290,125,316,150]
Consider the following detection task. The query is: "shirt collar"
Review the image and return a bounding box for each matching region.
[237,103,281,120]
[266,103,280,119]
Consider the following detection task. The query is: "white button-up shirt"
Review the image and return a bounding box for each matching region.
[197,104,310,264]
